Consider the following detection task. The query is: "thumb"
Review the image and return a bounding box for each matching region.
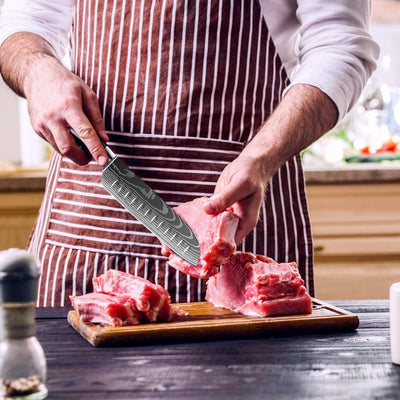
[204,188,240,215]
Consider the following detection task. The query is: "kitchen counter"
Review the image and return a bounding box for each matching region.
[2,163,400,192]
[36,300,398,399]
[305,163,400,184]
[0,170,47,192]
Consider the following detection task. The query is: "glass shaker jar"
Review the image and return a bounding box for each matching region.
[0,249,48,399]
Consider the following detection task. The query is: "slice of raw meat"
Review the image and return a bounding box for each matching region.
[206,252,313,317]
[93,269,173,322]
[69,292,142,327]
[161,197,239,279]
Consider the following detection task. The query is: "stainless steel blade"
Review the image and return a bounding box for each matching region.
[102,157,200,265]
[70,128,200,266]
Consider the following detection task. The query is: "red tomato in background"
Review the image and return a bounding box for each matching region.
[376,139,398,153]
[359,140,398,155]
[360,146,371,155]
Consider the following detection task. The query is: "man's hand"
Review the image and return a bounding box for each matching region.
[204,153,269,244]
[0,32,109,165]
[204,83,338,245]
[24,53,109,165]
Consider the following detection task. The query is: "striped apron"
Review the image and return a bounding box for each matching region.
[28,0,314,307]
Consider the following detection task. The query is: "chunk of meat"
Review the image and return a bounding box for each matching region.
[93,269,173,322]
[161,197,239,279]
[206,252,312,317]
[69,292,142,326]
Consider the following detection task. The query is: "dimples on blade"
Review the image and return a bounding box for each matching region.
[101,157,200,266]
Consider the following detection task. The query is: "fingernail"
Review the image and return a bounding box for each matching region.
[98,155,108,165]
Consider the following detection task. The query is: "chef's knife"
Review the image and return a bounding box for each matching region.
[70,128,200,266]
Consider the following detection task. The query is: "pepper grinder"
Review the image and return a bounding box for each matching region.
[0,249,48,399]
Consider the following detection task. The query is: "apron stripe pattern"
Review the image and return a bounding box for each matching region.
[29,0,314,306]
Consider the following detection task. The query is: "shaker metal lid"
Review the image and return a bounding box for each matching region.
[0,248,40,303]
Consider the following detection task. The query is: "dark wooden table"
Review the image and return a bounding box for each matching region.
[36,300,400,400]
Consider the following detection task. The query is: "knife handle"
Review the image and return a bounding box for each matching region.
[69,128,116,160]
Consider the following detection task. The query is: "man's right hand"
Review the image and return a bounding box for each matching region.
[0,32,109,166]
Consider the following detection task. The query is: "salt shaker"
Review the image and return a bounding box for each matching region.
[390,282,400,365]
[0,249,48,399]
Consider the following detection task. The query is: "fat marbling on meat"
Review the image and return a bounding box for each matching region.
[206,252,312,317]
[69,292,142,326]
[70,270,173,326]
[93,269,173,322]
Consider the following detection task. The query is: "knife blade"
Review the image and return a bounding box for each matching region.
[70,128,200,266]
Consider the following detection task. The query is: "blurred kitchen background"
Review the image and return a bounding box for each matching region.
[301,0,400,168]
[1,0,400,169]
[0,0,400,301]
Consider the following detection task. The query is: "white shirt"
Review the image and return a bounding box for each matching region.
[0,0,380,121]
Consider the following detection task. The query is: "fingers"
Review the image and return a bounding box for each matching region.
[66,90,109,165]
[203,196,221,215]
[203,158,267,244]
[204,179,253,215]
[26,63,109,166]
[204,193,231,214]
[30,117,87,163]
[233,198,261,244]
[81,88,109,143]
[203,181,263,244]
[34,124,59,154]
[204,191,262,244]
[68,120,108,165]
[160,246,170,257]
[47,120,91,165]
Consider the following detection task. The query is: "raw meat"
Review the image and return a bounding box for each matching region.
[69,292,142,327]
[93,269,173,322]
[206,252,313,317]
[161,197,239,279]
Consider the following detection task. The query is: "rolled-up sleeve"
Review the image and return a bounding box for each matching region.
[289,0,380,121]
[0,0,73,60]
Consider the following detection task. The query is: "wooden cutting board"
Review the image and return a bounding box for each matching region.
[67,298,359,347]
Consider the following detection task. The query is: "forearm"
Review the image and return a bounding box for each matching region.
[0,32,59,97]
[244,83,338,176]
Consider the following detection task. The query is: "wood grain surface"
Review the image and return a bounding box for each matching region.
[35,300,400,400]
[67,298,359,346]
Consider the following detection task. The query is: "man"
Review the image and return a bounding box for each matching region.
[0,0,379,306]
